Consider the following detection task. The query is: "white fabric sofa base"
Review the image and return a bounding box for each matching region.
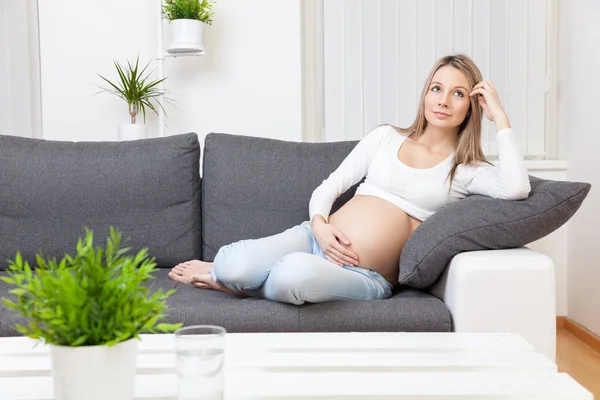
[429,247,556,361]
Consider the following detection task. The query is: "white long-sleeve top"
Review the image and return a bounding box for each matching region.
[309,125,531,223]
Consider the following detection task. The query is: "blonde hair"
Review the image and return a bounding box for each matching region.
[389,54,491,191]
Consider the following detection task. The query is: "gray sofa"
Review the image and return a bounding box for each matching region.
[0,132,556,360]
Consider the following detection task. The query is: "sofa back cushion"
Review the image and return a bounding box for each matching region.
[0,133,202,269]
[201,133,359,261]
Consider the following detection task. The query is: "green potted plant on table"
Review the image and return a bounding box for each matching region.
[162,0,216,53]
[1,227,181,400]
[97,56,167,141]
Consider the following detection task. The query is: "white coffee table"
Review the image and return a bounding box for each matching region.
[0,332,592,399]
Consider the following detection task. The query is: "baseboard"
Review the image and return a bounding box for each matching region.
[559,316,600,353]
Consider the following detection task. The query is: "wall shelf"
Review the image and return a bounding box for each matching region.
[156,0,206,137]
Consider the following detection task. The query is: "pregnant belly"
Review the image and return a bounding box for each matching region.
[328,195,421,284]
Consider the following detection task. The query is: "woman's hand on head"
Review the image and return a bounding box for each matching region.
[470,81,511,130]
[311,218,359,267]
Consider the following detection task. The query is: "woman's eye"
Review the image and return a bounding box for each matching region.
[431,86,440,92]
[454,91,464,97]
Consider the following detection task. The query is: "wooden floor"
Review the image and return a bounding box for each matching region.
[557,327,600,398]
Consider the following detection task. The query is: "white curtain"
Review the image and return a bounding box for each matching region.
[0,0,42,138]
[323,0,551,159]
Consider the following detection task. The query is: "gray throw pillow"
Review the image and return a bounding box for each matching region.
[398,176,591,289]
[0,133,202,270]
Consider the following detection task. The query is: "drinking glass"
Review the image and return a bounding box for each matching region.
[175,325,226,400]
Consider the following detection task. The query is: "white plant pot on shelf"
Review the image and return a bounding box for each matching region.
[118,123,148,141]
[166,19,205,53]
[50,338,138,400]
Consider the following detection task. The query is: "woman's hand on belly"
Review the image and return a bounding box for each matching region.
[311,216,360,266]
[327,195,417,283]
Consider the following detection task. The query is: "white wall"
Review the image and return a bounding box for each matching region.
[557,0,600,335]
[38,0,301,142]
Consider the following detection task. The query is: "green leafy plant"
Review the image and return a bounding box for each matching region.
[97,56,167,124]
[162,0,216,24]
[1,227,182,347]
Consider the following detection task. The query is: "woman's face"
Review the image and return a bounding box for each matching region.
[424,65,471,131]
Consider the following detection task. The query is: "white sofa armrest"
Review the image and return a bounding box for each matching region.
[428,247,556,361]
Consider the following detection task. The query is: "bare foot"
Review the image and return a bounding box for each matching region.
[168,260,213,284]
[168,260,246,296]
[190,274,246,296]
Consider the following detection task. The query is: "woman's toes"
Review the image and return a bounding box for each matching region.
[169,267,187,277]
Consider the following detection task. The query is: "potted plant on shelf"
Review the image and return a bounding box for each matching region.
[1,227,182,400]
[97,56,167,141]
[162,0,216,53]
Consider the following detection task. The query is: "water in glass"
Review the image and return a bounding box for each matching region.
[175,326,226,400]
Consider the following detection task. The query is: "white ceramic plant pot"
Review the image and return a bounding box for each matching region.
[118,123,148,141]
[166,19,205,53]
[50,338,138,400]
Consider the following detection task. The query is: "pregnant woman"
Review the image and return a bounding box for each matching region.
[168,54,530,305]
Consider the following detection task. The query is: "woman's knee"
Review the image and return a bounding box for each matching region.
[212,241,255,285]
[263,253,318,303]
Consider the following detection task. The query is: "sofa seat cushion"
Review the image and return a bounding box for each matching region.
[153,270,451,333]
[0,270,451,336]
[154,270,452,333]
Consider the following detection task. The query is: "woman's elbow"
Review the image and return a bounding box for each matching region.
[508,189,530,200]
[503,182,531,200]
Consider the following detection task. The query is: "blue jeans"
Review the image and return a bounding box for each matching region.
[210,221,394,305]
